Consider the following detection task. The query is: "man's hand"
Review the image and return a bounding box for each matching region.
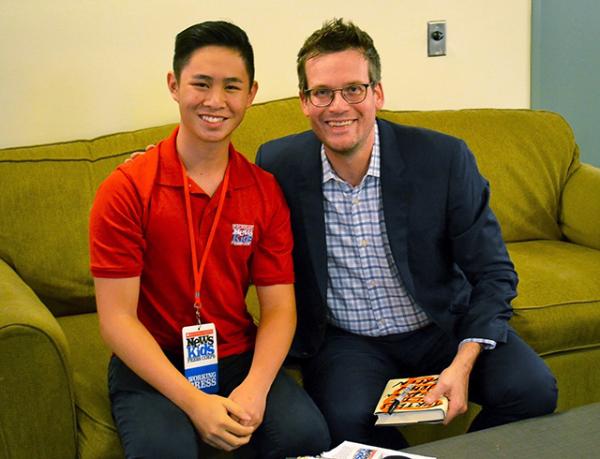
[125,144,154,162]
[228,379,268,429]
[424,342,482,425]
[424,363,470,425]
[186,390,255,451]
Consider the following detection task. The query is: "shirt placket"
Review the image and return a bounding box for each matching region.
[351,179,385,333]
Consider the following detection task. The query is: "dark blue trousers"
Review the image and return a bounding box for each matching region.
[302,324,558,449]
[109,352,330,458]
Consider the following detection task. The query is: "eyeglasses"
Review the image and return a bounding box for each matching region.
[303,82,374,107]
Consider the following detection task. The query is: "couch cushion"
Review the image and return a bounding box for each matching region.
[231,96,310,160]
[0,125,174,317]
[0,143,97,316]
[378,109,579,243]
[507,240,600,355]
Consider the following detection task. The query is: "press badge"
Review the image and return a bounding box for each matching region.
[182,324,219,394]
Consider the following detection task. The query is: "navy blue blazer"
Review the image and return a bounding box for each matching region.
[255,118,517,358]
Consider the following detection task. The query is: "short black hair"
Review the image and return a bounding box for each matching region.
[297,18,381,91]
[173,21,255,87]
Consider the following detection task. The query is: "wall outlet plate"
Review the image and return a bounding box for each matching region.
[428,21,446,57]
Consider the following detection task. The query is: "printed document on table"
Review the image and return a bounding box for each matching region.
[319,440,436,459]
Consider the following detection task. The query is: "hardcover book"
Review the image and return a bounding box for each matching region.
[373,374,448,426]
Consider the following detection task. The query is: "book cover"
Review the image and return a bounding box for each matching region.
[373,375,448,426]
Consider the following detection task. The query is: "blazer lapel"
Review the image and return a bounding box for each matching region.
[298,138,328,303]
[378,119,416,296]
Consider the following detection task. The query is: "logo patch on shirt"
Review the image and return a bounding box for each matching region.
[231,224,254,246]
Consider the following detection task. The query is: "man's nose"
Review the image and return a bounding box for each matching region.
[328,89,348,111]
[204,87,226,107]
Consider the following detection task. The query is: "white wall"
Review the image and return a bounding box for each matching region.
[0,0,531,148]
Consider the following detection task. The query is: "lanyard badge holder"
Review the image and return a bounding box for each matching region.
[180,157,230,394]
[182,323,218,394]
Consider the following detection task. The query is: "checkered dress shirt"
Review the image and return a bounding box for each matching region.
[321,124,432,336]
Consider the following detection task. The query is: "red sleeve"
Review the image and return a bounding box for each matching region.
[89,169,145,278]
[251,178,295,286]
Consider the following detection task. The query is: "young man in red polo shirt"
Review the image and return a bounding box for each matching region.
[89,21,329,458]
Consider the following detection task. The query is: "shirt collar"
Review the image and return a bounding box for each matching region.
[321,122,381,185]
[156,126,253,192]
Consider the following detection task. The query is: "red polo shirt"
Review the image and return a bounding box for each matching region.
[90,127,294,358]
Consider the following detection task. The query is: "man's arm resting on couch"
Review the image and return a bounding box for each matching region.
[0,258,77,459]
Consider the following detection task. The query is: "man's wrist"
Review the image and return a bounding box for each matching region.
[453,341,482,373]
[241,370,273,396]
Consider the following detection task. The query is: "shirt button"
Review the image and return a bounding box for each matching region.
[352,198,360,205]
[370,280,378,287]
[359,239,368,247]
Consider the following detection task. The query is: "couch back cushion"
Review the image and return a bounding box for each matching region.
[378,108,579,243]
[0,124,174,316]
[0,98,579,317]
[232,97,310,158]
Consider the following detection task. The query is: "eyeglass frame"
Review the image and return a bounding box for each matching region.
[302,82,375,107]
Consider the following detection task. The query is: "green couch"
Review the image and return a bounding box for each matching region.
[1,97,599,458]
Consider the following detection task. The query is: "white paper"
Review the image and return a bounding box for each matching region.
[320,440,436,459]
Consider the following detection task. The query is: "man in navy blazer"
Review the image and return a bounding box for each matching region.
[255,19,557,448]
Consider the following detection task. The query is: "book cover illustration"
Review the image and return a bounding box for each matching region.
[373,374,448,426]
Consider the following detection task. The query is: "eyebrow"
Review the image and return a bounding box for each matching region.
[307,81,366,91]
[190,75,245,84]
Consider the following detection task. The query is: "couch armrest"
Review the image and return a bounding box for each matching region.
[560,163,600,250]
[0,258,77,459]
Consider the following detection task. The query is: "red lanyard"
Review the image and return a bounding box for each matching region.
[179,156,230,324]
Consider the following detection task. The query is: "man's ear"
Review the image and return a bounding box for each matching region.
[167,72,179,102]
[246,80,259,107]
[300,90,311,117]
[373,81,385,111]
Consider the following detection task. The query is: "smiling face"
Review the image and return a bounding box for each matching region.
[300,48,384,159]
[168,45,257,152]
